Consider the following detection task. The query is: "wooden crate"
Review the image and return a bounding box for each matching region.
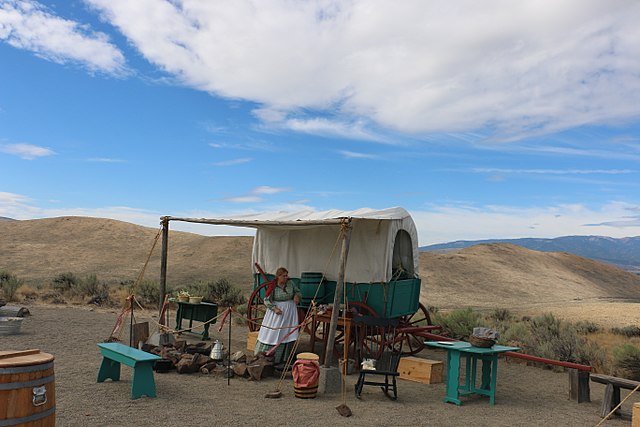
[246,331,259,353]
[633,402,640,427]
[398,357,443,384]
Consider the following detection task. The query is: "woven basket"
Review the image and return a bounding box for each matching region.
[189,296,203,304]
[469,335,495,348]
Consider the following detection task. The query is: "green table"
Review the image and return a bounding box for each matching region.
[173,300,218,340]
[426,341,519,405]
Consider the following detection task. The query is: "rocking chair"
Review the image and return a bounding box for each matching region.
[353,316,403,400]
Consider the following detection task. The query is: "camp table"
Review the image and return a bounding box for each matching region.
[173,300,218,340]
[426,341,519,405]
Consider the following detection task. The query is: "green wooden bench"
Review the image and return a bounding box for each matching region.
[97,342,162,399]
[591,373,640,420]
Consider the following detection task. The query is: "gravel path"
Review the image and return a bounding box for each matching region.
[1,304,632,426]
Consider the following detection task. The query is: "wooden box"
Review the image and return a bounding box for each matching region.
[246,331,259,353]
[398,357,443,384]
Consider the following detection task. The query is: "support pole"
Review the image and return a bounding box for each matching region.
[324,219,352,368]
[159,217,169,325]
[228,308,232,386]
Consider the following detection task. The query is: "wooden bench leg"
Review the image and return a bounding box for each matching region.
[97,358,121,383]
[601,383,621,418]
[569,369,590,403]
[131,362,157,399]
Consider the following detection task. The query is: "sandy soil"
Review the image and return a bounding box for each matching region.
[3,304,637,426]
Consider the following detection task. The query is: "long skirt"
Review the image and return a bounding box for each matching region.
[254,300,299,364]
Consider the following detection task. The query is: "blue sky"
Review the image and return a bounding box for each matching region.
[1,0,639,245]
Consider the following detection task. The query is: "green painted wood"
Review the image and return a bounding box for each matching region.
[174,301,218,340]
[97,342,161,399]
[426,341,519,406]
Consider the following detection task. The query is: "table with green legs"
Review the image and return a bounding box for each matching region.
[426,341,519,405]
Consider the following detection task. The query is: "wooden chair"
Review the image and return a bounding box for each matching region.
[353,316,403,400]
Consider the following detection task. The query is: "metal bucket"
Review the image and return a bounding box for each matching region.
[0,349,55,426]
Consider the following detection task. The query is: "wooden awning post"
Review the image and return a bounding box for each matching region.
[324,219,352,368]
[159,217,169,324]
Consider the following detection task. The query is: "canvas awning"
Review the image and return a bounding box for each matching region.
[163,206,420,283]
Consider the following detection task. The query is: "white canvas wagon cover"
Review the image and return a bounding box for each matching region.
[168,207,420,283]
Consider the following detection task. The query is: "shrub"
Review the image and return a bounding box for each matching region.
[135,280,161,307]
[610,326,640,338]
[500,321,530,346]
[195,278,247,308]
[612,343,640,380]
[487,308,514,323]
[521,313,604,366]
[0,270,22,301]
[52,272,79,292]
[432,307,484,340]
[575,321,600,334]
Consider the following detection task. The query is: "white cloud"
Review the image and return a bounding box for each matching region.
[222,196,263,203]
[0,0,127,74]
[3,193,640,243]
[0,143,55,159]
[338,150,377,159]
[0,191,31,205]
[212,157,252,166]
[252,186,290,195]
[411,201,640,245]
[81,0,640,141]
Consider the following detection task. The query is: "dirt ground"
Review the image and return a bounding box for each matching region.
[2,304,637,427]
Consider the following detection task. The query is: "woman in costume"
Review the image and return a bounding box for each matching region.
[254,267,301,366]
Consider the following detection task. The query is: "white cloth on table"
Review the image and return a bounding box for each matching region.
[257,299,299,345]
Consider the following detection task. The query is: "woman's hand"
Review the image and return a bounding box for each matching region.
[293,295,300,305]
[273,307,283,315]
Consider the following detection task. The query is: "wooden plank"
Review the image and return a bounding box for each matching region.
[591,373,640,390]
[132,322,149,348]
[247,331,259,352]
[632,402,640,427]
[569,368,590,403]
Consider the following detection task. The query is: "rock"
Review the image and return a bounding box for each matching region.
[231,351,247,363]
[233,362,248,377]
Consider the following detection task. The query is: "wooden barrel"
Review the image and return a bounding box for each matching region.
[294,353,320,399]
[294,384,318,399]
[0,349,55,427]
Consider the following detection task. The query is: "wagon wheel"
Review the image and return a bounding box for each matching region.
[246,282,268,332]
[396,302,432,356]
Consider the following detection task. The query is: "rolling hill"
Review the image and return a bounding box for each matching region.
[2,217,640,314]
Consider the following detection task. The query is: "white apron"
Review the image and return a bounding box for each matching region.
[257,299,299,345]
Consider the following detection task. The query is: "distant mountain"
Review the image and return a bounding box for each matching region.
[421,236,640,272]
[0,217,16,221]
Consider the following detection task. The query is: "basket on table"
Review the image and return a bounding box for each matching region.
[469,335,495,348]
